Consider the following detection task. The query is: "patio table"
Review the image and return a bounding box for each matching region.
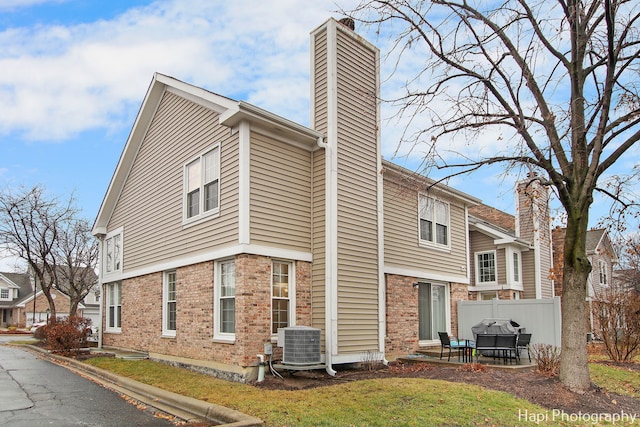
[452,339,475,362]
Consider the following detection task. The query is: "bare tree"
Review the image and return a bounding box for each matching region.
[0,186,75,321]
[0,186,97,320]
[55,218,99,317]
[346,0,640,392]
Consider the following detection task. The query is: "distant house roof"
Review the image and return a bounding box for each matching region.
[0,272,34,308]
[468,204,516,233]
[553,227,618,263]
[586,229,606,254]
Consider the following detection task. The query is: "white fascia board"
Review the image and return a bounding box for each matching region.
[219,101,323,149]
[382,161,481,207]
[384,266,471,285]
[92,73,238,237]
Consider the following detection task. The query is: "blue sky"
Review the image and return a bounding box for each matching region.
[1,0,638,271]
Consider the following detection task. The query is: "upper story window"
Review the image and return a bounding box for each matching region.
[214,259,235,341]
[476,251,497,285]
[185,147,220,222]
[598,260,608,286]
[512,251,521,283]
[0,288,10,300]
[104,228,123,276]
[418,195,449,247]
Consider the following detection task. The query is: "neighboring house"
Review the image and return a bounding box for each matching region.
[468,175,555,301]
[81,283,101,330]
[0,272,33,327]
[0,272,82,327]
[552,227,618,338]
[92,18,555,381]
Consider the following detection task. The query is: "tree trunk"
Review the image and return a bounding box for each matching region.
[69,300,79,318]
[559,211,592,393]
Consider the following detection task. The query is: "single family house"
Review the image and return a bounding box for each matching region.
[92,18,554,381]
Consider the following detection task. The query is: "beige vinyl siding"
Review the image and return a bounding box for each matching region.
[383,177,469,279]
[311,28,328,342]
[335,29,379,354]
[311,149,326,341]
[108,91,239,271]
[521,251,537,299]
[469,231,495,286]
[250,133,312,252]
[539,242,554,298]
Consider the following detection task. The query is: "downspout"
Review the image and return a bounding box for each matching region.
[317,135,337,376]
[96,235,104,350]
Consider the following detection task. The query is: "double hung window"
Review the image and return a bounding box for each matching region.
[214,260,236,341]
[598,260,608,286]
[185,147,220,221]
[106,282,122,331]
[419,195,449,247]
[272,261,293,334]
[476,251,497,285]
[104,228,123,275]
[163,271,177,337]
[512,251,521,283]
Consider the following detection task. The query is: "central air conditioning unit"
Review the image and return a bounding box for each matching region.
[277,326,321,365]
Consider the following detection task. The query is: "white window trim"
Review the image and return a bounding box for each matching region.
[478,291,499,301]
[417,281,451,346]
[0,288,10,301]
[506,248,522,285]
[103,227,123,279]
[105,282,122,333]
[162,271,177,338]
[598,260,609,287]
[183,145,221,225]
[475,250,498,286]
[213,259,235,343]
[271,260,296,336]
[417,194,451,250]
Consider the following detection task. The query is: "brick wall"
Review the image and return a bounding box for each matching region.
[385,274,469,358]
[385,274,419,356]
[102,255,312,376]
[552,226,566,297]
[449,283,468,337]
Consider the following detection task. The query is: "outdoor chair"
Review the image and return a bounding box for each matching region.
[495,334,518,364]
[438,332,464,361]
[516,333,532,363]
[474,334,497,362]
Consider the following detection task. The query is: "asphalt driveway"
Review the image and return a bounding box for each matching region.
[0,344,176,427]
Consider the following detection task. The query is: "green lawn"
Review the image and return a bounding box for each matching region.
[84,357,606,427]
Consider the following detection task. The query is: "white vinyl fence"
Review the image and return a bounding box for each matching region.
[457,297,562,348]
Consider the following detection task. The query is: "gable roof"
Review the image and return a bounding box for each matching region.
[586,228,618,262]
[468,204,516,233]
[382,160,481,206]
[92,73,323,236]
[0,272,33,307]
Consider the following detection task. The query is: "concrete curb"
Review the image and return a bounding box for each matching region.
[26,345,263,427]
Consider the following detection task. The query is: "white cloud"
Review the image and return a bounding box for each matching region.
[0,0,358,141]
[0,0,66,11]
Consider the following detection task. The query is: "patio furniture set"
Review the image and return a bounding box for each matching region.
[438,331,532,365]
